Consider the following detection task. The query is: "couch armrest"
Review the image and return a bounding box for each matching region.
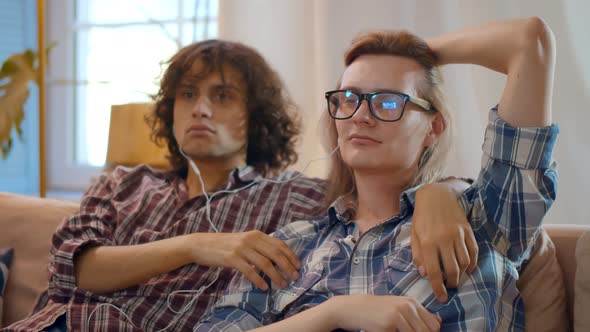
[0,193,79,327]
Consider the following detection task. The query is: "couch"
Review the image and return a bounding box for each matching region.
[0,192,588,330]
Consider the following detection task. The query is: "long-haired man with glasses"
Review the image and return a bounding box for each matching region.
[197,17,559,331]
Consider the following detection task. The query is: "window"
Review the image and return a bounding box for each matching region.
[46,0,218,191]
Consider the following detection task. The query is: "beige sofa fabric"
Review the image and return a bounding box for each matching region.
[0,192,583,329]
[544,224,590,327]
[519,229,568,331]
[575,230,590,332]
[0,193,78,326]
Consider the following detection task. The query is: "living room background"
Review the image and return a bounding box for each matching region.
[0,0,588,226]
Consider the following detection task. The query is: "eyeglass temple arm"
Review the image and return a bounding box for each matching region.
[408,96,434,112]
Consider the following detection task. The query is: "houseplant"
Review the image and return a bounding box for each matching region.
[0,49,37,159]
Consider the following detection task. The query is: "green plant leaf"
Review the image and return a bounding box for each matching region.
[1,137,13,158]
[0,59,18,77]
[46,41,58,60]
[0,50,37,159]
[15,125,23,140]
[24,49,35,68]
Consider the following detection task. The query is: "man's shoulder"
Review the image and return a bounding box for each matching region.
[91,164,179,197]
[109,164,177,183]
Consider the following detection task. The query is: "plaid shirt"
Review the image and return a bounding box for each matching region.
[196,108,559,332]
[4,166,325,331]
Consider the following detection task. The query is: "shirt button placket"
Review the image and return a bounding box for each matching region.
[349,251,365,295]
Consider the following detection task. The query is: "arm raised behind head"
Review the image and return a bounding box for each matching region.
[428,17,556,127]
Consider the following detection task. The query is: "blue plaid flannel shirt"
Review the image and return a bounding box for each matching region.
[195,108,559,331]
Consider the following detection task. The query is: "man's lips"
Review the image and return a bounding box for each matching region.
[348,134,381,144]
[186,124,215,135]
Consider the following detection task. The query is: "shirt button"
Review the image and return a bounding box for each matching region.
[353,257,360,265]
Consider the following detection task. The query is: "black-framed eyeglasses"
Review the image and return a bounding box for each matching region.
[325,89,435,122]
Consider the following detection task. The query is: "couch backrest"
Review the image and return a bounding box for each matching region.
[0,192,588,329]
[544,224,590,323]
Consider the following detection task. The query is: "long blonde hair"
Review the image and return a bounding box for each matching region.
[320,30,453,210]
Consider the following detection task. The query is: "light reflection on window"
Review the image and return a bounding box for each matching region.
[74,0,218,166]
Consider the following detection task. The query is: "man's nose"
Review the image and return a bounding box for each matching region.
[352,99,375,125]
[191,97,213,118]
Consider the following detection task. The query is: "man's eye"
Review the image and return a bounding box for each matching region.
[182,91,194,98]
[214,92,230,102]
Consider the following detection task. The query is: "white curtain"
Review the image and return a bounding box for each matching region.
[218,0,590,225]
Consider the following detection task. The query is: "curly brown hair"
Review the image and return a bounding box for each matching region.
[147,40,301,177]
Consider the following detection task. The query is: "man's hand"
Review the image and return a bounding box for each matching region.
[188,231,301,291]
[411,181,478,303]
[326,295,441,332]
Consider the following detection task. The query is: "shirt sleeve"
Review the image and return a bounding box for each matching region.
[285,174,327,220]
[461,107,559,267]
[47,171,119,302]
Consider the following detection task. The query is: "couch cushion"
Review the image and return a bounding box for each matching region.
[575,230,590,332]
[0,193,78,327]
[518,229,568,331]
[0,248,14,327]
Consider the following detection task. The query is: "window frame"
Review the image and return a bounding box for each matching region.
[46,0,217,191]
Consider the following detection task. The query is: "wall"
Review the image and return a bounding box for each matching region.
[219,0,590,225]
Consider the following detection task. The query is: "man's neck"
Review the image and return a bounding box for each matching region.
[353,168,413,234]
[185,158,246,198]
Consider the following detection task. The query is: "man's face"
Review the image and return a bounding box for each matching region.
[173,62,248,163]
[335,55,439,176]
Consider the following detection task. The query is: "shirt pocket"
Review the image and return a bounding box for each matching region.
[383,246,417,295]
[271,263,324,313]
[384,246,457,312]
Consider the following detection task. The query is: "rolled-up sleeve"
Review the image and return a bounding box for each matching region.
[47,172,118,302]
[462,107,559,266]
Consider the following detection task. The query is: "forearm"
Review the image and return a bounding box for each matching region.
[433,177,470,195]
[75,234,195,293]
[429,17,555,127]
[428,17,553,73]
[251,299,338,332]
[415,178,470,209]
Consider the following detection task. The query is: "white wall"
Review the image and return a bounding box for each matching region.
[219,0,590,225]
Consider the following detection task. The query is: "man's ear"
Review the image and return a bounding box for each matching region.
[424,112,445,147]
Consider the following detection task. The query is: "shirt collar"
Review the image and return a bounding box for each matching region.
[170,165,262,195]
[235,165,262,182]
[230,165,261,187]
[327,184,424,226]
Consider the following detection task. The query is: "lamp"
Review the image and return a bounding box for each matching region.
[105,103,169,170]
